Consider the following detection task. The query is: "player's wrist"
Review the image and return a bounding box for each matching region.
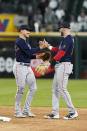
[48,46,53,50]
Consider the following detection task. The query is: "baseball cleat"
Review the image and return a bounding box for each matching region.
[23,111,36,117]
[63,112,78,120]
[44,113,59,119]
[14,113,26,118]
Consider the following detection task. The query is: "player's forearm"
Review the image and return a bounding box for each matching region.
[49,46,59,53]
[54,50,66,61]
[21,46,40,57]
[50,50,66,67]
[30,47,40,54]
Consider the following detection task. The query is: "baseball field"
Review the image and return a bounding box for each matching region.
[0,79,87,131]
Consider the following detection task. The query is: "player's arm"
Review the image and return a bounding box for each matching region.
[50,40,70,67]
[30,47,40,54]
[18,40,40,58]
[50,50,66,67]
[49,45,59,53]
[54,50,66,61]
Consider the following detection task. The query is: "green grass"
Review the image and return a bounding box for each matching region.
[0,79,87,108]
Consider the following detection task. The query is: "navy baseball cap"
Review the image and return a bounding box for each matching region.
[58,21,70,30]
[18,25,32,32]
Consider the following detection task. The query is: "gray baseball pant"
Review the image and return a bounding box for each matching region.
[51,62,76,115]
[13,62,37,115]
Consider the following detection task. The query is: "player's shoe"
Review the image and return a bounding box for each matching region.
[63,112,78,120]
[44,113,59,119]
[23,111,36,117]
[14,113,26,118]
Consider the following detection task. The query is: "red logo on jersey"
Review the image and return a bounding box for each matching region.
[14,45,20,51]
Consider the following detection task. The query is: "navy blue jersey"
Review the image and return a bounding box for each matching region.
[57,35,74,62]
[14,38,40,63]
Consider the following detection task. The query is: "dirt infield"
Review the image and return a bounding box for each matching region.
[0,106,87,131]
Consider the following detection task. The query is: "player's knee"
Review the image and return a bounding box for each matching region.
[59,88,67,94]
[30,82,37,91]
[17,87,25,94]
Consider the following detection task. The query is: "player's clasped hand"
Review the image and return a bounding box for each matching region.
[39,39,49,49]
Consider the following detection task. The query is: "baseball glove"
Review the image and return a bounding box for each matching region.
[39,51,51,62]
[35,62,50,75]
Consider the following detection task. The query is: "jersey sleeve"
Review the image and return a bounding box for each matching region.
[54,50,66,61]
[30,47,40,54]
[17,40,40,57]
[51,47,59,53]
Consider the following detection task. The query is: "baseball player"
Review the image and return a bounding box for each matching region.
[44,22,78,120]
[13,25,48,118]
